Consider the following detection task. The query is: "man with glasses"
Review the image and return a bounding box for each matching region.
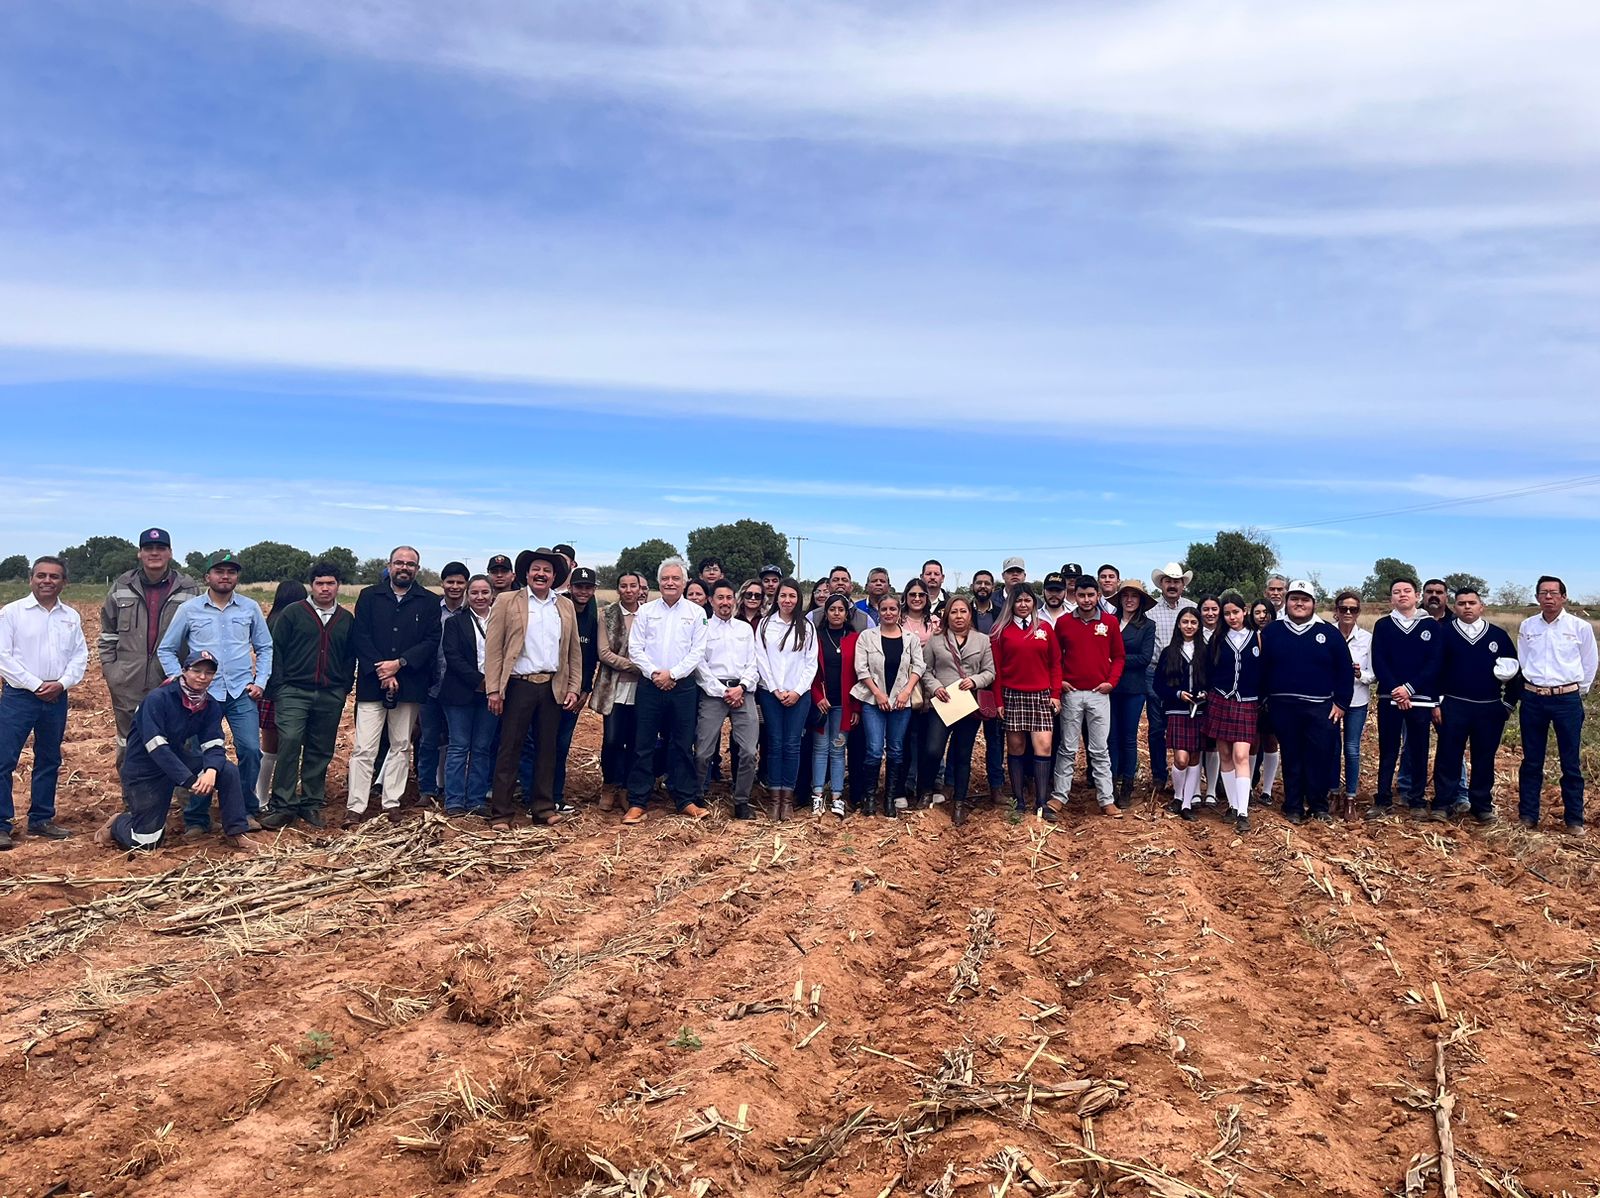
[810,566,870,632]
[345,546,441,822]
[1517,576,1597,835]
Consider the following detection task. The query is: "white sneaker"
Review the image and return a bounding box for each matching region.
[811,791,824,816]
[830,797,846,818]
[894,796,908,810]
[928,793,946,805]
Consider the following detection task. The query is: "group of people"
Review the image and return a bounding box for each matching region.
[0,530,1594,851]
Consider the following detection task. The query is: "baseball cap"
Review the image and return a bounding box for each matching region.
[760,563,782,578]
[206,551,242,571]
[1060,562,1084,579]
[1042,571,1067,590]
[184,649,219,670]
[1002,556,1026,574]
[440,560,469,580]
[487,554,514,572]
[570,567,597,586]
[1287,579,1316,598]
[552,543,576,559]
[139,527,171,547]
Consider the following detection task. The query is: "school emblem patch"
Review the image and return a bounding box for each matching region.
[1420,630,1432,641]
[1251,646,1260,656]
[1034,629,1048,641]
[1094,624,1108,637]
[1315,633,1326,644]
[1489,641,1499,652]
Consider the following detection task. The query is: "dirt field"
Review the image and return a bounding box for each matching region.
[3,604,1600,1198]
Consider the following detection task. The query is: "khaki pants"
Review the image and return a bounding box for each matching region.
[347,701,418,813]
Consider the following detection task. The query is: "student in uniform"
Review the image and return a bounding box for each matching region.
[990,584,1061,820]
[1195,596,1222,803]
[1368,577,1443,819]
[1434,587,1522,825]
[1202,593,1261,832]
[1246,600,1283,802]
[1260,581,1355,825]
[1153,608,1207,820]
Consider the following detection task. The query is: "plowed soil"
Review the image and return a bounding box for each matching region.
[3,604,1599,1198]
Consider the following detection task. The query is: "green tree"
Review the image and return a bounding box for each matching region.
[1493,580,1531,607]
[237,540,313,584]
[59,535,138,584]
[616,538,680,583]
[315,546,360,582]
[356,557,389,585]
[685,521,793,586]
[1442,571,1489,598]
[0,554,29,581]
[1183,528,1278,599]
[1361,557,1420,601]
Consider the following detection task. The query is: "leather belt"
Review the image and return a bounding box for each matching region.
[1526,682,1580,696]
[718,678,742,687]
[512,672,554,683]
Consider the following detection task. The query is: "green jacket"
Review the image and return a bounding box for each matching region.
[268,599,356,695]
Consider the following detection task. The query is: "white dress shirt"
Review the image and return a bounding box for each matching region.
[1342,624,1375,707]
[0,591,89,687]
[512,590,563,675]
[1518,610,1599,692]
[697,616,760,698]
[629,597,708,681]
[0,595,89,692]
[755,615,818,695]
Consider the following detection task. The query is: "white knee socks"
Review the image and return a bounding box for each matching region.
[257,751,276,808]
[1178,764,1201,810]
[1203,751,1220,797]
[1227,770,1250,816]
[1261,751,1281,796]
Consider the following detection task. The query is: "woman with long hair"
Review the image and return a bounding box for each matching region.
[920,596,995,825]
[257,578,309,809]
[440,575,498,816]
[1110,580,1155,808]
[1154,607,1207,820]
[737,580,765,632]
[899,579,938,802]
[1247,599,1282,800]
[755,578,816,821]
[852,595,925,817]
[810,593,859,818]
[1202,593,1261,833]
[990,583,1062,820]
[1195,595,1222,802]
[684,578,712,617]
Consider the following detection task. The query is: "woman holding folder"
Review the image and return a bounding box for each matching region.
[919,596,995,825]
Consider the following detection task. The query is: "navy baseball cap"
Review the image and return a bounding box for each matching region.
[487,554,514,572]
[570,567,597,586]
[1043,571,1067,590]
[760,564,782,577]
[184,649,219,670]
[139,527,171,547]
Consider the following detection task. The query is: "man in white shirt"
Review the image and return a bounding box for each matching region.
[1517,575,1598,834]
[694,581,761,820]
[624,556,708,824]
[0,556,88,847]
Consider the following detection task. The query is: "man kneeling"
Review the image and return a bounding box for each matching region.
[95,651,257,852]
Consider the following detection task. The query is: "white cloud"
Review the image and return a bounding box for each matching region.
[1195,202,1600,240]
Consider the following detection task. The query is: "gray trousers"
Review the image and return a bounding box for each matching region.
[695,691,760,801]
[1051,689,1114,805]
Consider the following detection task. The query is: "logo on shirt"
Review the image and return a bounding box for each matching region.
[1420,630,1432,641]
[1315,633,1326,644]
[1034,629,1048,641]
[1489,641,1500,653]
[1251,646,1260,657]
[1094,624,1108,637]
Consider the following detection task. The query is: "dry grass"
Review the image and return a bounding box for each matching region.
[324,1061,400,1150]
[108,1121,179,1179]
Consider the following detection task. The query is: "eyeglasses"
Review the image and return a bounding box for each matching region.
[1337,605,1359,614]
[743,592,762,601]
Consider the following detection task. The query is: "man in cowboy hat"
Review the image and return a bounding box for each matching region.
[1145,562,1196,793]
[483,548,583,828]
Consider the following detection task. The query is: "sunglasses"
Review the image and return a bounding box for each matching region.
[743,592,762,601]
[1337,605,1360,613]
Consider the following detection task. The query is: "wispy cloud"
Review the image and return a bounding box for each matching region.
[1195,202,1600,240]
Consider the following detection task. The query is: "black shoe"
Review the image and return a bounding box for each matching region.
[554,799,578,817]
[1165,798,1183,815]
[1234,815,1251,835]
[28,821,71,839]
[1362,805,1390,822]
[1518,815,1538,829]
[1471,809,1498,825]
[951,802,968,828]
[0,829,12,851]
[1036,806,1057,823]
[1179,807,1197,822]
[1285,812,1306,826]
[733,801,754,820]
[258,809,296,830]
[300,808,326,828]
[1311,812,1334,824]
[1449,801,1471,818]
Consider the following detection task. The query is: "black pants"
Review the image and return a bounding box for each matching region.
[1376,701,1432,808]
[1267,698,1337,818]
[1435,701,1506,817]
[492,677,560,818]
[111,760,247,849]
[925,714,981,803]
[629,681,697,811]
[846,723,868,808]
[601,702,638,786]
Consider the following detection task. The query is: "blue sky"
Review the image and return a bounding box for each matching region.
[2,1,1598,595]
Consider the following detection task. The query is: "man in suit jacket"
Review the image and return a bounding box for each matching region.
[484,548,582,827]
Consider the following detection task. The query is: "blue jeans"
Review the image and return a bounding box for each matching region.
[1519,690,1585,825]
[1341,703,1369,796]
[1110,690,1146,779]
[811,705,847,796]
[861,705,912,799]
[0,683,70,833]
[443,698,498,814]
[757,690,812,790]
[417,696,448,797]
[184,691,261,829]
[1145,670,1169,785]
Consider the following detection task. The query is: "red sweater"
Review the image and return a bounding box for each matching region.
[811,631,858,727]
[1055,610,1125,690]
[990,619,1062,701]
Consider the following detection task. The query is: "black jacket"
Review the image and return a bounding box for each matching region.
[351,584,442,704]
[439,606,488,707]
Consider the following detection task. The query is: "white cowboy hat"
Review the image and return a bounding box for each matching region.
[1150,561,1194,587]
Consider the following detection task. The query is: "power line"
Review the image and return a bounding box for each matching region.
[795,473,1600,555]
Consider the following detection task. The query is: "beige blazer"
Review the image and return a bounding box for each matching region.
[484,589,583,699]
[921,630,996,698]
[850,627,925,703]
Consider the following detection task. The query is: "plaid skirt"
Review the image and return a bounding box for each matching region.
[1002,688,1054,733]
[257,697,276,735]
[1201,693,1258,747]
[1166,710,1202,754]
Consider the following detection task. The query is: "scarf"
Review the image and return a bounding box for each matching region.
[178,678,210,713]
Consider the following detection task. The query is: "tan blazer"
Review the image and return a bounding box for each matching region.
[484,589,583,699]
[850,626,925,704]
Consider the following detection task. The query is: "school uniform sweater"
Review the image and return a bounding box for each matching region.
[1370,611,1443,705]
[1438,619,1522,708]
[1207,629,1263,701]
[1055,610,1125,690]
[991,619,1063,696]
[1153,645,1205,715]
[1259,616,1355,707]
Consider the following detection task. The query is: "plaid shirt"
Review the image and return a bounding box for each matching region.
[1146,596,1198,672]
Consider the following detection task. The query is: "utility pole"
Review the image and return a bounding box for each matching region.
[791,534,806,582]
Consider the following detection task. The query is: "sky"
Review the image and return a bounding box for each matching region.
[2,0,1598,596]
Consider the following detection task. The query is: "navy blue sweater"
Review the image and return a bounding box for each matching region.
[1371,612,1443,704]
[1114,618,1156,695]
[1207,629,1263,701]
[1153,645,1206,715]
[1438,621,1523,708]
[121,682,230,789]
[1259,618,1356,707]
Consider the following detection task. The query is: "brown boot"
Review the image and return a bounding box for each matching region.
[773,790,790,822]
[951,801,968,828]
[597,787,617,813]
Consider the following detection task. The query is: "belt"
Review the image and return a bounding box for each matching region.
[1527,682,1580,696]
[718,678,742,687]
[512,672,554,683]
